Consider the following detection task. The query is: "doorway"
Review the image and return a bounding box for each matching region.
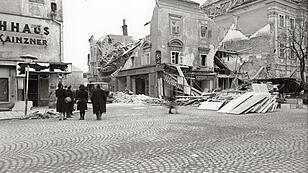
[28,74,39,107]
[135,78,145,94]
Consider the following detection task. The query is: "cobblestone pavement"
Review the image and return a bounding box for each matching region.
[0,104,307,173]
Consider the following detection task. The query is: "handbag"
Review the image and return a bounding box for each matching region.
[65,97,72,103]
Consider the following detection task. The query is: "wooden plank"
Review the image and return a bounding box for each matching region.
[261,97,276,113]
[229,93,269,114]
[252,97,270,112]
[257,97,273,113]
[218,92,254,113]
[198,101,225,111]
[244,105,256,114]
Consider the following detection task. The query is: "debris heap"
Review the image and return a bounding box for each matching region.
[197,84,279,114]
[113,92,165,105]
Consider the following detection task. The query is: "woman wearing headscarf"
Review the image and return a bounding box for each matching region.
[75,84,88,120]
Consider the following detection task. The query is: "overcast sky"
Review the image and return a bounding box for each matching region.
[63,0,206,72]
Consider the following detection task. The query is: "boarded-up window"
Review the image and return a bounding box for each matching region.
[0,78,9,102]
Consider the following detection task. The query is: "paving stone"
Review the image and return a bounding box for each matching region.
[0,105,307,172]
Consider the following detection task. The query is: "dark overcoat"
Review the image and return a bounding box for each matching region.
[65,89,74,112]
[76,89,88,111]
[56,88,65,113]
[91,88,107,114]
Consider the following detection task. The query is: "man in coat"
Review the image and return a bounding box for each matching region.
[91,85,107,120]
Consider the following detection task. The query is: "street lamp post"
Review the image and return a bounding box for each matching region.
[20,55,38,117]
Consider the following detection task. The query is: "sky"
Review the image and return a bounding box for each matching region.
[63,0,207,72]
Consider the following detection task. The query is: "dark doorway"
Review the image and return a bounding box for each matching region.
[135,78,146,94]
[28,74,39,107]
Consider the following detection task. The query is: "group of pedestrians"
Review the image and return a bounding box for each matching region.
[55,83,107,121]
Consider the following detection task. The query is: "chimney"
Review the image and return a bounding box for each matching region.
[122,19,128,36]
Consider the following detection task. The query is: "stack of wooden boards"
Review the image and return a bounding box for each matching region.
[198,84,279,114]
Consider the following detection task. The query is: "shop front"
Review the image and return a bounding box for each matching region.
[116,65,163,97]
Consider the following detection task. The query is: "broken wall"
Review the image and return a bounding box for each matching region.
[149,0,223,68]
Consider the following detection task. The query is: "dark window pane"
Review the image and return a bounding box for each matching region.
[0,78,9,102]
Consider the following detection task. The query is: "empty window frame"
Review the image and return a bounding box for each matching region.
[279,15,285,27]
[279,43,285,58]
[201,25,208,38]
[290,18,295,30]
[171,51,182,64]
[200,54,207,66]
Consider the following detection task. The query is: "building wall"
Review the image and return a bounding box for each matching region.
[0,0,63,62]
[0,0,63,21]
[150,0,222,69]
[0,0,64,109]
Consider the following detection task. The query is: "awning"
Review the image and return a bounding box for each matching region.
[16,61,72,77]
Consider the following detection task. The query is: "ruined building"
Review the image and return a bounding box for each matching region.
[111,0,234,98]
[201,0,308,81]
[87,19,134,83]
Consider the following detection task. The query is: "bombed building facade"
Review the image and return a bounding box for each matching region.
[111,0,234,98]
[0,0,70,111]
[88,29,134,83]
[201,0,308,81]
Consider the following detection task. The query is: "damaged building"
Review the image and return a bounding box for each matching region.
[201,0,308,81]
[87,20,135,83]
[107,0,236,98]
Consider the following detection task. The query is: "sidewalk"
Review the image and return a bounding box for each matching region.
[0,107,57,120]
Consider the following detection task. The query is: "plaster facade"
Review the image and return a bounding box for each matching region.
[0,0,68,111]
[115,0,232,98]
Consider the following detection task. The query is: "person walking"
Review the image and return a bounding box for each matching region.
[167,89,177,114]
[56,83,66,120]
[75,84,88,120]
[66,85,74,118]
[91,85,107,120]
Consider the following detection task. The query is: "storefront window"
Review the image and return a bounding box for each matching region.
[0,78,9,102]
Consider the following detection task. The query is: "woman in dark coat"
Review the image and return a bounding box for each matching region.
[56,83,66,120]
[75,84,88,120]
[91,85,107,120]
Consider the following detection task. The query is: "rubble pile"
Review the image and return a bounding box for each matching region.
[25,110,59,119]
[195,84,279,114]
[113,92,165,104]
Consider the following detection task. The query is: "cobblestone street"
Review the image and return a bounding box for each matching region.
[0,104,307,173]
